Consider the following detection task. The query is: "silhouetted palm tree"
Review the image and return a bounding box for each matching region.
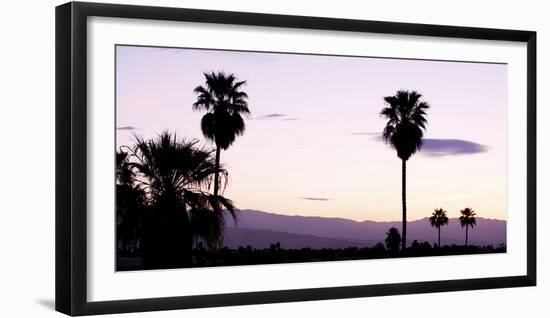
[126,132,236,268]
[116,150,147,255]
[116,150,135,187]
[429,208,449,247]
[380,90,429,250]
[459,208,477,246]
[192,71,250,197]
[385,227,402,254]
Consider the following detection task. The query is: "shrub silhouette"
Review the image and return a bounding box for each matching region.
[385,227,402,254]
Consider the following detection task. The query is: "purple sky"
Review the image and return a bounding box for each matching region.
[116,45,507,221]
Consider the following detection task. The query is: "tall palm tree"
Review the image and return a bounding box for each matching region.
[380,90,429,250]
[126,131,236,268]
[459,208,477,246]
[192,71,250,197]
[429,208,449,247]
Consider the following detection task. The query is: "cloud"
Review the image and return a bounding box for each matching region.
[420,139,489,156]
[255,113,287,120]
[254,113,300,121]
[350,132,380,136]
[299,197,331,201]
[117,126,136,130]
[364,134,489,156]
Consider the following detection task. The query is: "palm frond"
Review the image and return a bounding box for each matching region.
[200,112,217,142]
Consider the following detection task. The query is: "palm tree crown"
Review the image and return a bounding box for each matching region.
[130,132,224,201]
[381,90,429,160]
[429,208,449,247]
[429,208,449,228]
[192,71,250,150]
[459,208,477,228]
[116,150,135,187]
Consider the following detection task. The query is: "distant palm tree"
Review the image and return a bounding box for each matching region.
[192,71,250,197]
[380,90,429,250]
[385,227,402,254]
[459,208,477,246]
[429,208,449,247]
[127,132,236,268]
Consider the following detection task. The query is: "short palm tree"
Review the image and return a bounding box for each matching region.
[126,132,236,268]
[380,90,429,250]
[192,71,250,197]
[459,208,477,246]
[429,208,449,247]
[116,150,147,255]
[116,150,135,187]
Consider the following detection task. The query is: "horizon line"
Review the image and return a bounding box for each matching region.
[232,208,507,223]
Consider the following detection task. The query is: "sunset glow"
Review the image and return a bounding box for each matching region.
[116,45,507,222]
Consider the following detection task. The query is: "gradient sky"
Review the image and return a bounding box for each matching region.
[116,45,508,222]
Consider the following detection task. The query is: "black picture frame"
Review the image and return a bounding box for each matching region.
[55,1,537,316]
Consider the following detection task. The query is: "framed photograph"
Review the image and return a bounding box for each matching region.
[55,1,536,316]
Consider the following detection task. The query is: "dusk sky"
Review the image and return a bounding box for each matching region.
[116,45,507,222]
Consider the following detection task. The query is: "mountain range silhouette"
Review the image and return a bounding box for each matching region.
[223,210,506,249]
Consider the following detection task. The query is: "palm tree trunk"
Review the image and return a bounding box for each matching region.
[213,145,221,197]
[401,159,407,251]
[438,226,441,247]
[465,224,468,246]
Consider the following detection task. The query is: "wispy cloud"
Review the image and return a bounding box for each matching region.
[117,126,137,130]
[420,139,489,156]
[299,197,331,201]
[255,113,287,120]
[364,134,489,156]
[254,113,300,121]
[350,132,380,136]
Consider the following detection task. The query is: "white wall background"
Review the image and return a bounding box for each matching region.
[0,0,546,316]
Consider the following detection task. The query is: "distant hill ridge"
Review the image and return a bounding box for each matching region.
[222,209,506,249]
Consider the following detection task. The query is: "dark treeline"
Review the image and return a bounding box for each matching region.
[117,242,506,271]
